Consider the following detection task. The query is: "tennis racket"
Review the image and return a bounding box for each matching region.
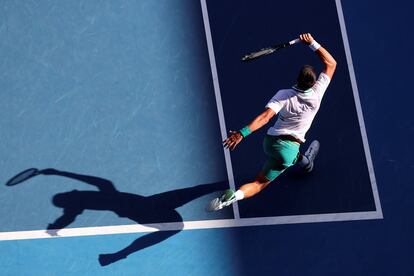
[241,38,301,62]
[6,168,40,186]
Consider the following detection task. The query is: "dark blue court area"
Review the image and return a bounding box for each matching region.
[1,0,413,275]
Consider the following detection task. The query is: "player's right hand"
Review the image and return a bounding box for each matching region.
[223,131,243,151]
[299,33,315,45]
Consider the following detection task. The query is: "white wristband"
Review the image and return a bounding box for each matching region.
[309,40,321,51]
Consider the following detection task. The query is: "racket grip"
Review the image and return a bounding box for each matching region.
[289,38,301,45]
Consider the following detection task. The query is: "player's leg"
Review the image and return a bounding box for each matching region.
[207,173,271,211]
[99,211,183,266]
[297,140,320,172]
[207,136,299,211]
[238,173,271,199]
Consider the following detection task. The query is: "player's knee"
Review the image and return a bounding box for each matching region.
[255,174,271,187]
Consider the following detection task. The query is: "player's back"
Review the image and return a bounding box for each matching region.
[266,73,331,142]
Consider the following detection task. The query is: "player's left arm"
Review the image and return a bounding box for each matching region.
[223,108,276,150]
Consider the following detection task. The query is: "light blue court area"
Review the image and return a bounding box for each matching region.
[1,0,413,275]
[0,228,242,274]
[0,0,232,234]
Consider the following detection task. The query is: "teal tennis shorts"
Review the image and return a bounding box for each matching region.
[261,135,300,181]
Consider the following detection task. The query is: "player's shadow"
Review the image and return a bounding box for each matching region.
[36,168,227,266]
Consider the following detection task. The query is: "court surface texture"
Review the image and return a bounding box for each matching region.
[1,0,413,275]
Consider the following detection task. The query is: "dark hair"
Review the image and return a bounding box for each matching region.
[296,65,316,90]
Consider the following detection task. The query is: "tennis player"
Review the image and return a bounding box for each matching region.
[209,33,337,211]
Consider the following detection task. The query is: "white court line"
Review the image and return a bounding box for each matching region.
[0,211,381,241]
[335,0,383,218]
[0,0,383,242]
[200,0,240,218]
[200,0,382,221]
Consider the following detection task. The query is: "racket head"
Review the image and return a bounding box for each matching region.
[241,47,276,61]
[241,41,291,62]
[6,168,39,186]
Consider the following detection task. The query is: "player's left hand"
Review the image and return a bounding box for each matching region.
[223,131,243,150]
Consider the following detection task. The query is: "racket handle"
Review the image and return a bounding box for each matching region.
[289,38,301,45]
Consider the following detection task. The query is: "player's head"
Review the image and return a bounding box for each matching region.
[296,65,316,90]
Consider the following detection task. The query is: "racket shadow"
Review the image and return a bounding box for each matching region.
[36,168,227,266]
[5,168,39,186]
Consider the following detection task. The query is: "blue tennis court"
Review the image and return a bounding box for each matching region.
[1,0,412,275]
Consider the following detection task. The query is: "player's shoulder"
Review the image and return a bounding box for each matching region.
[273,88,296,99]
[315,72,331,85]
[310,72,332,94]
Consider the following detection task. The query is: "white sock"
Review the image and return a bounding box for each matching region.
[298,155,310,167]
[234,190,245,201]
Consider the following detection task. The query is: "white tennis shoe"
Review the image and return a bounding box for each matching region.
[207,189,237,212]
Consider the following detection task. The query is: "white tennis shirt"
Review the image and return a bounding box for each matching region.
[265,73,331,142]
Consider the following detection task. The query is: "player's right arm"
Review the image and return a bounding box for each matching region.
[300,33,337,79]
[223,108,276,151]
[40,168,117,192]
